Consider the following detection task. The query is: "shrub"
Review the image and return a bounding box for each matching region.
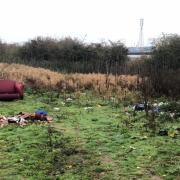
[138,34,180,98]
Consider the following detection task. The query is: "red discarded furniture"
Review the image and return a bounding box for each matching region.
[0,80,24,100]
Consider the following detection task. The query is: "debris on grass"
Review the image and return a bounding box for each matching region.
[0,116,8,127]
[61,102,65,106]
[84,107,93,112]
[66,98,73,102]
[131,101,180,120]
[0,111,53,127]
[53,107,60,111]
[159,127,179,137]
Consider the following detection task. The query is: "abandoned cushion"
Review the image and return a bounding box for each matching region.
[15,82,24,99]
[0,80,16,93]
[0,94,19,100]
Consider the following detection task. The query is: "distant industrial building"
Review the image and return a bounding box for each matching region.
[128,46,153,55]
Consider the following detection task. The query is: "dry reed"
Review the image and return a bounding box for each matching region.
[0,63,140,100]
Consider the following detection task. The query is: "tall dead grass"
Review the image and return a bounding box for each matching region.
[0,63,140,100]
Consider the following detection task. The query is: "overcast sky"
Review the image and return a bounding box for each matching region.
[0,0,179,46]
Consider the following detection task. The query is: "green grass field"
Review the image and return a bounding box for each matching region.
[0,91,179,180]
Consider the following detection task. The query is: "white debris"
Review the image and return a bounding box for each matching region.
[170,113,175,118]
[84,107,93,111]
[129,146,136,150]
[111,97,115,100]
[153,103,158,107]
[61,102,65,106]
[66,98,73,102]
[54,107,60,111]
[158,102,168,106]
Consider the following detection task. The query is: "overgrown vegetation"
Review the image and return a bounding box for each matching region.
[140,34,180,98]
[0,37,128,73]
[1,34,180,98]
[0,63,139,100]
[0,92,179,179]
[0,34,180,179]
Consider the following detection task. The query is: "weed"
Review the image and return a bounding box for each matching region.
[0,63,139,100]
[0,92,179,179]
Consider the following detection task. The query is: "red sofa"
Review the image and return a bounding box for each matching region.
[0,80,24,100]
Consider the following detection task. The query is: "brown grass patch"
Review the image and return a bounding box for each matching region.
[0,63,140,100]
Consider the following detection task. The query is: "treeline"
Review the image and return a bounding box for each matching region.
[0,37,128,73]
[0,35,180,98]
[139,34,180,98]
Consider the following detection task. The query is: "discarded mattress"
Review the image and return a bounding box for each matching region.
[0,80,24,100]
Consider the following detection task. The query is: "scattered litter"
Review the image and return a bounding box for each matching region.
[132,101,180,119]
[66,98,73,102]
[35,109,48,116]
[84,107,93,112]
[169,112,176,118]
[8,116,27,124]
[129,146,136,150]
[35,109,48,120]
[53,107,60,111]
[134,104,145,111]
[128,146,136,152]
[0,116,8,127]
[153,103,158,107]
[141,135,148,140]
[19,159,24,162]
[61,102,65,106]
[0,110,53,127]
[154,107,161,113]
[159,129,168,136]
[159,102,168,106]
[66,165,73,169]
[159,127,179,137]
